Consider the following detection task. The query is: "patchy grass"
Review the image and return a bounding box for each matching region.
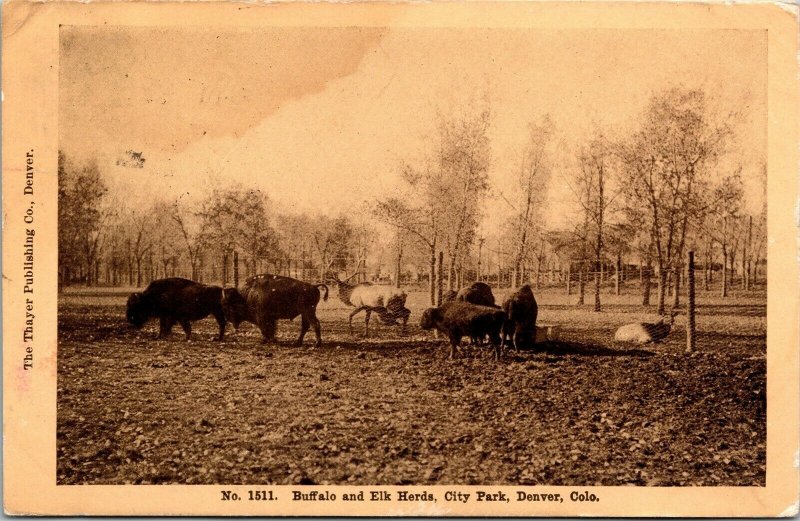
[57,287,765,485]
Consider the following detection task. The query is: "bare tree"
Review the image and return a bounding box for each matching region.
[57,151,109,286]
[503,115,555,288]
[619,87,730,314]
[435,107,492,291]
[198,186,278,285]
[125,209,154,287]
[171,201,205,280]
[374,194,440,304]
[706,171,744,297]
[571,132,618,312]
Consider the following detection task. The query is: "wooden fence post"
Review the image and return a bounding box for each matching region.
[233,251,240,288]
[686,251,696,353]
[436,251,444,306]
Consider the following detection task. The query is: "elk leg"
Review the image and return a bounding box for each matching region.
[348,307,365,335]
[295,316,310,347]
[180,320,192,341]
[213,312,225,341]
[158,317,175,339]
[364,309,372,337]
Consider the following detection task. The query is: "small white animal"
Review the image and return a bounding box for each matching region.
[614,313,675,344]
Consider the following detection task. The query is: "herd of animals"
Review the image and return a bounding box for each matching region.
[125,274,676,359]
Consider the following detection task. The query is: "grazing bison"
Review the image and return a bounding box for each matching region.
[455,282,499,344]
[501,285,539,350]
[221,274,328,347]
[126,277,226,341]
[420,301,506,359]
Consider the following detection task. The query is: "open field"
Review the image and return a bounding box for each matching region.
[58,286,766,486]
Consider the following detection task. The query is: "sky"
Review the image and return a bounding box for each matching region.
[59,26,767,236]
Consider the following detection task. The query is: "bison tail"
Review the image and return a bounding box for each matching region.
[317,284,329,302]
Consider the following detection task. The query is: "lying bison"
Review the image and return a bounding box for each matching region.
[126,277,226,341]
[420,301,506,359]
[221,274,328,347]
[501,285,539,350]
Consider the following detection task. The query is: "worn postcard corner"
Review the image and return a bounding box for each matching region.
[2,0,799,517]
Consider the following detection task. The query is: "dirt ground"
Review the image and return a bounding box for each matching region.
[57,287,766,486]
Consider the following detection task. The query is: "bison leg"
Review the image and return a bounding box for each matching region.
[447,333,462,359]
[158,317,175,339]
[294,316,310,347]
[213,312,226,341]
[180,320,192,341]
[489,332,502,360]
[259,320,276,344]
[311,315,322,348]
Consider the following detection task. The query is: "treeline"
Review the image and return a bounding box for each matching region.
[58,152,377,288]
[372,87,765,309]
[59,86,766,309]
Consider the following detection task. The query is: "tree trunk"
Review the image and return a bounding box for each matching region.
[577,265,585,305]
[395,245,403,289]
[721,249,728,298]
[656,264,666,315]
[672,266,681,309]
[566,262,572,295]
[642,265,651,306]
[615,253,622,296]
[447,254,456,292]
[593,269,601,312]
[429,247,436,305]
[437,251,444,306]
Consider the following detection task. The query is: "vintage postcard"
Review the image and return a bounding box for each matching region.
[3,0,798,516]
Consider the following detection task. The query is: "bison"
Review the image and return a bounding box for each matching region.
[221,274,328,347]
[126,277,226,341]
[420,301,506,359]
[501,285,539,350]
[455,281,497,307]
[438,283,499,344]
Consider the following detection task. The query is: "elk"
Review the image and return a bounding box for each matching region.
[326,270,410,337]
[614,312,676,344]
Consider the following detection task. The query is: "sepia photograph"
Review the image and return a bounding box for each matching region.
[56,24,767,487]
[3,1,797,516]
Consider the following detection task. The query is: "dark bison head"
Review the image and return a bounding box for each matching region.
[126,292,149,328]
[419,307,442,330]
[220,288,248,329]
